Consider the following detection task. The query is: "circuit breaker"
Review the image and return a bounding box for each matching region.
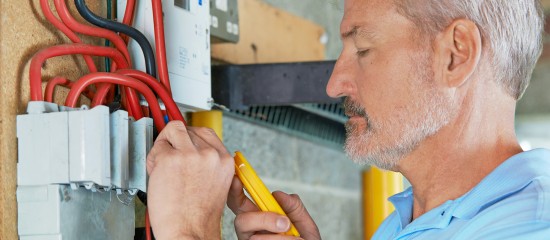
[17,102,153,239]
[118,0,212,111]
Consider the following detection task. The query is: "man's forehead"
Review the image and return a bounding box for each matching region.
[343,0,392,12]
[341,0,393,35]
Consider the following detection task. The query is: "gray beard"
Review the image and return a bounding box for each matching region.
[343,59,457,170]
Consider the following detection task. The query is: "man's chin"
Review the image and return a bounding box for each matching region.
[344,139,403,170]
[346,154,400,170]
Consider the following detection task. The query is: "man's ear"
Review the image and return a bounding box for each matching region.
[433,19,482,88]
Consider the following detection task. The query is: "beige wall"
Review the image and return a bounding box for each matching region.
[0,1,105,238]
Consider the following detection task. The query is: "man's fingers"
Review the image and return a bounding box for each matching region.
[273,191,321,240]
[249,234,303,240]
[273,192,307,222]
[234,212,291,239]
[188,127,230,156]
[146,139,174,174]
[156,121,194,151]
[187,130,211,151]
[228,176,259,214]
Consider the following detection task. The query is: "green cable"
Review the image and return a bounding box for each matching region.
[104,0,112,72]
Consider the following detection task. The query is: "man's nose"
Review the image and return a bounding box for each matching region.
[326,53,353,98]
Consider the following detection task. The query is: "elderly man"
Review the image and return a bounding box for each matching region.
[145,0,549,239]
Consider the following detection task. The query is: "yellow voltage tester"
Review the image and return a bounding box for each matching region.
[233,151,301,237]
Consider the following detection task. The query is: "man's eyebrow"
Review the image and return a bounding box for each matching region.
[341,26,358,39]
[341,26,376,41]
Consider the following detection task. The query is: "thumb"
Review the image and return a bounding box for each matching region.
[273,191,321,240]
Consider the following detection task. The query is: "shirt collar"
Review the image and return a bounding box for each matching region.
[388,187,414,229]
[387,148,550,232]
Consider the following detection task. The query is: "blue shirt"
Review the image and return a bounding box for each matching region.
[372,149,550,240]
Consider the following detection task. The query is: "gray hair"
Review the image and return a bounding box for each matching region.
[394,0,545,100]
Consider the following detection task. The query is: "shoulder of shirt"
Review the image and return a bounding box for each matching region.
[509,149,550,222]
[532,176,550,222]
[475,173,550,223]
[450,176,550,239]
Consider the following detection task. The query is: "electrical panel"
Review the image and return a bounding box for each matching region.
[118,0,212,111]
[18,185,135,240]
[17,102,153,239]
[210,0,240,43]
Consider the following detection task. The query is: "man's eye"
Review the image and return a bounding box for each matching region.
[356,49,370,57]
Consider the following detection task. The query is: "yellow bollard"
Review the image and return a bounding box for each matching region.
[190,110,223,140]
[190,110,224,237]
[363,167,404,240]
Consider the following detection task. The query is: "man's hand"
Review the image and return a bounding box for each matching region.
[146,121,235,240]
[227,177,321,240]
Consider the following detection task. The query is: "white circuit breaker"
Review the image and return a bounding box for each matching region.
[118,0,212,111]
[17,102,153,239]
[68,105,111,189]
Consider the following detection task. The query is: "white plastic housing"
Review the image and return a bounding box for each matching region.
[118,0,212,111]
[110,110,130,190]
[68,106,111,188]
[17,102,70,185]
[128,117,154,193]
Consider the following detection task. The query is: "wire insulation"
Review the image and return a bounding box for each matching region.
[54,0,131,64]
[74,0,157,77]
[145,208,152,240]
[152,0,172,92]
[105,0,112,72]
[120,0,136,44]
[28,44,143,119]
[39,0,98,73]
[45,76,95,102]
[29,44,126,101]
[116,69,185,123]
[66,72,165,130]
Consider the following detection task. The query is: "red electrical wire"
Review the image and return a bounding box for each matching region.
[152,0,172,93]
[54,0,132,64]
[45,76,95,102]
[39,0,97,73]
[116,69,185,123]
[29,44,126,100]
[145,208,152,240]
[52,0,133,101]
[28,44,143,119]
[45,77,71,102]
[66,72,166,130]
[120,0,136,44]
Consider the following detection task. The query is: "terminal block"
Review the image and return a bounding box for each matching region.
[17,102,70,185]
[111,110,130,193]
[17,101,154,239]
[128,117,153,193]
[68,105,111,190]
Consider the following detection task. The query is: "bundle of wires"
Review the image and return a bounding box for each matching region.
[34,1,180,239]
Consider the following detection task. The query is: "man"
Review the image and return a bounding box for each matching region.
[146,0,549,239]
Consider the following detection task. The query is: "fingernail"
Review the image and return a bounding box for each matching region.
[276,217,290,231]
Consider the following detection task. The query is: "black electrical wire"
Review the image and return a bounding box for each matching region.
[74,0,157,77]
[137,190,147,206]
